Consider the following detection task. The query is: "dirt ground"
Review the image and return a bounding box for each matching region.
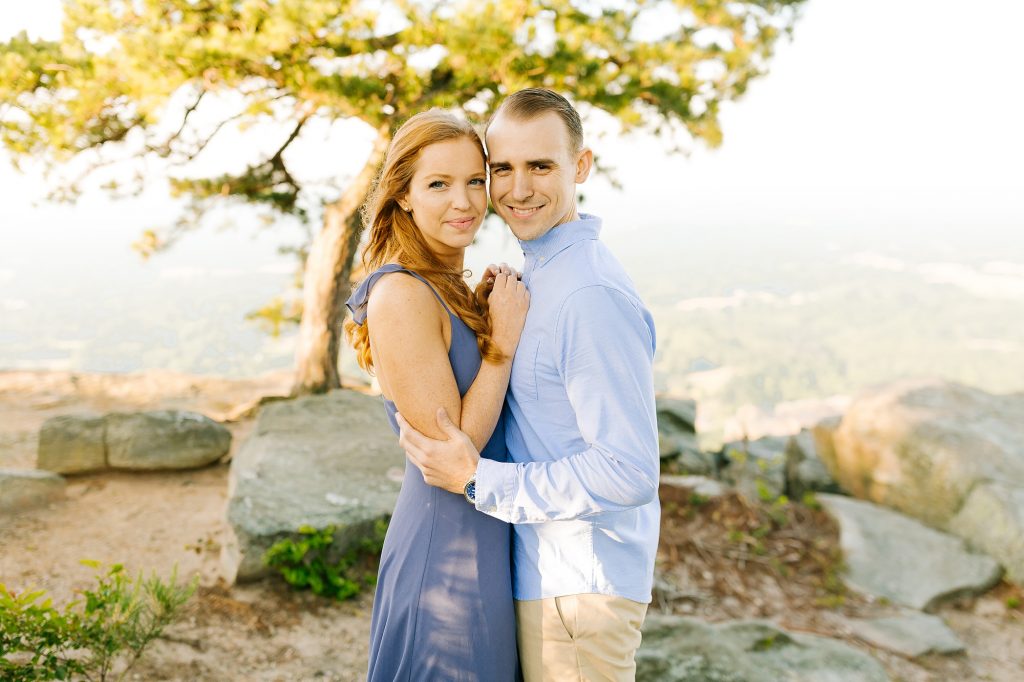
[1,369,1022,681]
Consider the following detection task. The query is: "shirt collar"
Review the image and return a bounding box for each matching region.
[520,213,602,264]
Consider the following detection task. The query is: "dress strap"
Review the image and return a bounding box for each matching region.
[345,264,454,325]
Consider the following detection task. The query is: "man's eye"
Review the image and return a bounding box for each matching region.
[534,164,550,171]
[491,167,510,176]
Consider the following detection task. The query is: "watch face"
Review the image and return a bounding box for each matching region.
[466,481,476,501]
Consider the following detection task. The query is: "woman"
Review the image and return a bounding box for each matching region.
[344,110,528,681]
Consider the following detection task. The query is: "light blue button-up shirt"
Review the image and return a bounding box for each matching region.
[474,214,660,603]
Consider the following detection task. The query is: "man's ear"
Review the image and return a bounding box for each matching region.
[575,147,594,184]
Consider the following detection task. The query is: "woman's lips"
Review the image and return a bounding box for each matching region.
[446,217,476,229]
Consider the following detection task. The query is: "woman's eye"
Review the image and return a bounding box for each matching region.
[469,178,486,186]
[429,180,446,189]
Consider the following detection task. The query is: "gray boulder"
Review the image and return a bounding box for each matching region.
[811,415,842,475]
[38,415,106,474]
[106,410,231,470]
[841,611,965,658]
[949,482,1024,584]
[658,397,715,475]
[720,436,789,502]
[660,475,728,499]
[657,397,698,431]
[660,432,715,476]
[784,429,840,499]
[817,493,1002,611]
[0,469,67,514]
[637,615,889,682]
[828,379,1024,581]
[37,410,231,473]
[222,389,405,583]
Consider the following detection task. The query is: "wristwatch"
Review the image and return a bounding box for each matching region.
[463,475,477,505]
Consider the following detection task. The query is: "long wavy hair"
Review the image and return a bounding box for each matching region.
[344,109,502,374]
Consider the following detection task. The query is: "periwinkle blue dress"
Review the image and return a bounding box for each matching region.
[346,264,520,682]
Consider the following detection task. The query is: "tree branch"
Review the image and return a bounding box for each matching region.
[153,88,207,157]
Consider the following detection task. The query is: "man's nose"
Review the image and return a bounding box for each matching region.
[511,173,533,202]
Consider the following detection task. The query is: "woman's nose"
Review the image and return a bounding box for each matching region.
[451,185,471,209]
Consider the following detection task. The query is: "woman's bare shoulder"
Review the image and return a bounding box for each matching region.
[365,270,442,324]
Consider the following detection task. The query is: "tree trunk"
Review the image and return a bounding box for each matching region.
[290,124,391,395]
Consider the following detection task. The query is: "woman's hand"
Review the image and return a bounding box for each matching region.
[477,262,521,297]
[485,263,529,358]
[483,262,521,285]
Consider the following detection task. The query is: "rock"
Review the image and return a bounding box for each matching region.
[660,475,728,499]
[222,389,405,583]
[657,397,715,475]
[636,615,890,682]
[677,443,716,477]
[785,428,840,499]
[37,410,231,473]
[0,469,67,514]
[817,493,1002,611]
[842,611,965,658]
[949,482,1024,583]
[811,415,842,475]
[661,433,716,476]
[657,397,698,432]
[828,379,1024,581]
[38,414,106,474]
[105,410,231,470]
[720,436,789,502]
[651,575,708,608]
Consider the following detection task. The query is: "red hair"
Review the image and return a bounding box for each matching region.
[344,109,502,373]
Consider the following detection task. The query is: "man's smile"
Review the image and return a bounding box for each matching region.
[506,204,545,218]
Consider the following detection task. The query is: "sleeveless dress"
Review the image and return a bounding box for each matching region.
[345,264,520,682]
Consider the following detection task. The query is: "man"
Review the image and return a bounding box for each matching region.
[396,88,660,681]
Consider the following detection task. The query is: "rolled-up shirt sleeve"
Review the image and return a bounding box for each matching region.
[474,285,660,524]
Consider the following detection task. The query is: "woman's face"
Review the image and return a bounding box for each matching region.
[400,137,487,264]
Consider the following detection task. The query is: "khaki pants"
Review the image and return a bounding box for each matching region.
[515,594,648,682]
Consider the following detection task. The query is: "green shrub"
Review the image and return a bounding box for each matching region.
[0,560,197,681]
[801,491,822,510]
[263,521,388,601]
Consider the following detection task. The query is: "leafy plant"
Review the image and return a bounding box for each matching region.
[815,556,850,609]
[0,560,198,681]
[801,491,822,510]
[0,584,84,681]
[263,521,388,601]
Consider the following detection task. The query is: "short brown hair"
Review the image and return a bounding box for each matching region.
[488,88,584,153]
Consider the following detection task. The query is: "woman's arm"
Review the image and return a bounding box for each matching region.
[366,271,527,450]
[453,269,528,449]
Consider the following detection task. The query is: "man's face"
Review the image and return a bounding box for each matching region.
[486,111,592,242]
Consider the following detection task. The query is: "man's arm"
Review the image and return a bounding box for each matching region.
[400,285,659,523]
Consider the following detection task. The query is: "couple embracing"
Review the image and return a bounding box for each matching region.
[344,88,660,682]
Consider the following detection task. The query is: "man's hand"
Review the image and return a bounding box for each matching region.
[396,408,481,496]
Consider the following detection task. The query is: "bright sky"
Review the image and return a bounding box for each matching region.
[1,0,1022,279]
